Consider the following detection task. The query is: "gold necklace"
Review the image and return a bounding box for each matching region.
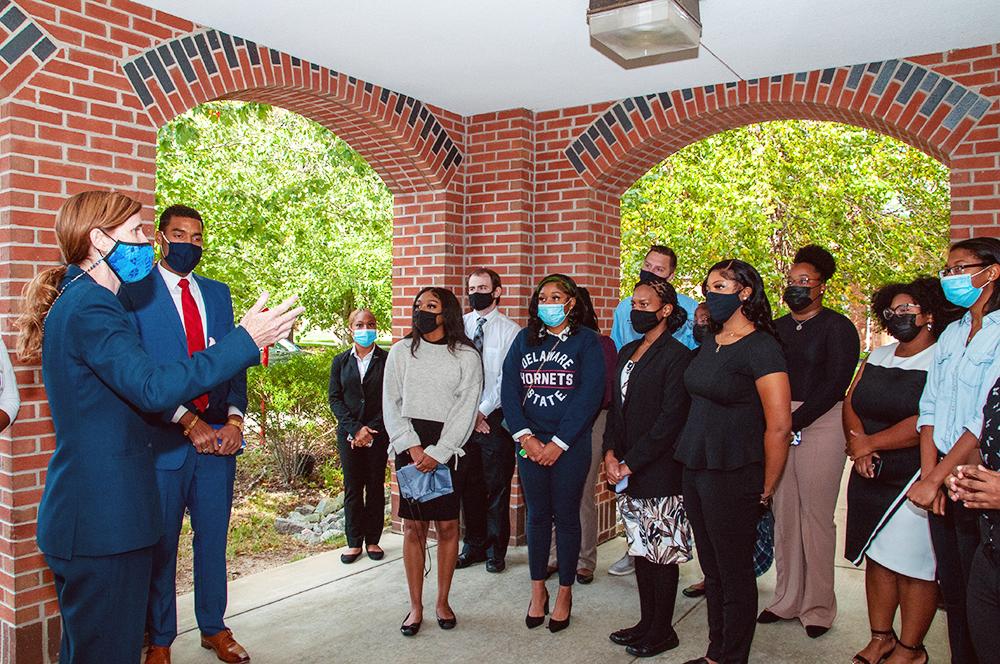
[715,323,755,353]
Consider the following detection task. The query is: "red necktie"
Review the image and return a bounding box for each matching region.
[178,278,209,412]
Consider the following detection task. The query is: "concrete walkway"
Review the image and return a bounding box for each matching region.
[170,470,950,663]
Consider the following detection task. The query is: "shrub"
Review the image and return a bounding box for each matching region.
[246,347,344,485]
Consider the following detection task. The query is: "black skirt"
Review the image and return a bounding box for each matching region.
[395,418,464,522]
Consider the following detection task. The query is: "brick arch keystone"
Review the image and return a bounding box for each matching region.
[566,58,992,197]
[121,28,464,194]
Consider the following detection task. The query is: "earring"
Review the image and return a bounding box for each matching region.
[928,322,933,330]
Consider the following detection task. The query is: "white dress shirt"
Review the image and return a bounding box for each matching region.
[463,306,521,417]
[352,345,375,380]
[0,338,20,424]
[157,264,243,423]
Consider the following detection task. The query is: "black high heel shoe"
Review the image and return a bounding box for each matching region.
[525,593,549,629]
[400,612,421,637]
[895,640,928,664]
[548,598,572,633]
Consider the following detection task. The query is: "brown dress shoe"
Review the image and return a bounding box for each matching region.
[144,646,171,664]
[201,629,250,663]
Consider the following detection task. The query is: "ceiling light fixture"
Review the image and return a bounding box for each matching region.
[588,0,702,69]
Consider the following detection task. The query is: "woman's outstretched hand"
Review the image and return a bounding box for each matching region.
[239,292,304,349]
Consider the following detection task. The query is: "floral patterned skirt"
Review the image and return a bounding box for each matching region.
[618,494,694,565]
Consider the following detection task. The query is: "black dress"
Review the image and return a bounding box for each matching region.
[844,342,934,577]
[395,419,465,522]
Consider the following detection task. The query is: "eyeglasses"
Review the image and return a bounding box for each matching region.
[883,304,921,319]
[939,263,990,279]
[785,277,823,287]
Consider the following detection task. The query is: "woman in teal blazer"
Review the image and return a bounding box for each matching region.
[16,191,301,664]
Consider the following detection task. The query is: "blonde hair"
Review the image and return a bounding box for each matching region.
[16,191,143,362]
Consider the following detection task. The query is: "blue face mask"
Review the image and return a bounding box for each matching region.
[101,231,154,284]
[941,268,990,309]
[161,237,203,275]
[353,329,377,348]
[538,303,568,328]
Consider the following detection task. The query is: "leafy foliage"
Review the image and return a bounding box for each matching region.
[156,101,393,337]
[245,348,342,484]
[620,121,950,320]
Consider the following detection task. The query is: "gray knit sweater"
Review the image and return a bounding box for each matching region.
[382,338,483,464]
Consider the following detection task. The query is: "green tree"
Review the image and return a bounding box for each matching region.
[620,121,950,322]
[156,101,393,337]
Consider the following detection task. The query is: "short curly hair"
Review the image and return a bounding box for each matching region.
[871,276,962,340]
[633,279,688,334]
[793,244,836,281]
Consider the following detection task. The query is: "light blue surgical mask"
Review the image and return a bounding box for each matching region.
[941,267,990,309]
[538,303,568,328]
[353,329,377,348]
[100,230,154,284]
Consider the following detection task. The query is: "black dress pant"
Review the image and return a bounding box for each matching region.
[337,435,389,548]
[968,543,1000,662]
[929,498,981,664]
[459,409,515,560]
[683,464,763,664]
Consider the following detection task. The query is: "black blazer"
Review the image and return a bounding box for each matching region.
[603,331,692,498]
[329,345,388,444]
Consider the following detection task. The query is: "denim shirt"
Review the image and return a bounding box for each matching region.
[610,292,699,351]
[917,310,1000,454]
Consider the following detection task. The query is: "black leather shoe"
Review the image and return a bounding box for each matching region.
[682,582,706,598]
[757,609,783,624]
[609,625,646,646]
[400,613,421,637]
[341,551,362,564]
[681,658,710,664]
[436,614,457,630]
[626,631,680,657]
[456,552,487,569]
[366,547,385,561]
[486,558,506,573]
[805,625,829,639]
[576,570,594,584]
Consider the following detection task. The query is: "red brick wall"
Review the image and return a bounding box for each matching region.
[0,1,994,661]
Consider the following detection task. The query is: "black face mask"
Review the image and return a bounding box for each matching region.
[630,309,662,334]
[705,292,743,324]
[783,285,815,313]
[692,323,710,345]
[413,309,440,335]
[886,314,921,342]
[639,269,668,284]
[469,292,494,312]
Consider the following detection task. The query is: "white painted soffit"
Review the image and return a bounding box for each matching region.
[135,0,1000,115]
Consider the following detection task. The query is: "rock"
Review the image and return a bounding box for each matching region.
[288,511,307,522]
[330,493,345,512]
[303,513,321,523]
[294,530,320,545]
[275,518,309,535]
[295,504,315,515]
[315,498,335,516]
[321,529,344,543]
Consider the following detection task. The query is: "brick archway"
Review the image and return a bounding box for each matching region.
[120,28,469,338]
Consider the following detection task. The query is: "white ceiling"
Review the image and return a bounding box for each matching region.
[136,0,1000,116]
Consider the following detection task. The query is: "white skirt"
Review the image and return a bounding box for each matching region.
[866,498,936,581]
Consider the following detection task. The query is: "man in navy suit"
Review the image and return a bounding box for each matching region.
[120,205,251,664]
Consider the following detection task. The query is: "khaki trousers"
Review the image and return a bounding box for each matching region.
[765,401,846,628]
[548,411,606,572]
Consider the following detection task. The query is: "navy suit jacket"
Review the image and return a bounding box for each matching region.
[119,268,248,471]
[38,266,259,560]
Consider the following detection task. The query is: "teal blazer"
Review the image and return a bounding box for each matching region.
[37,265,260,560]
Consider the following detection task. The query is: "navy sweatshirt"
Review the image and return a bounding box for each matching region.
[501,327,606,449]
